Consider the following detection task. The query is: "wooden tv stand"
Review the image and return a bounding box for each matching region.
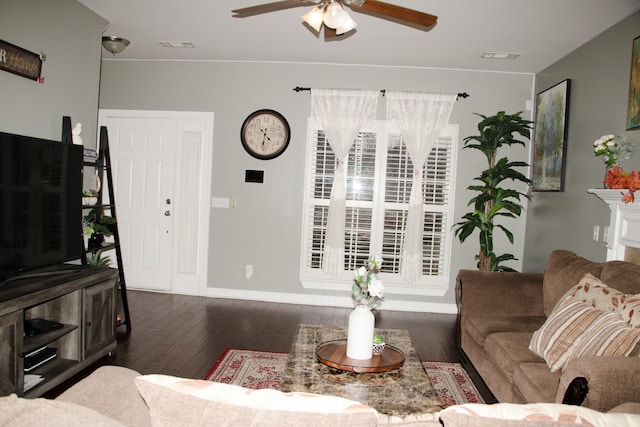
[0,265,118,397]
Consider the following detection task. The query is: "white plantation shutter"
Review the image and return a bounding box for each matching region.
[300,119,457,295]
[382,135,452,276]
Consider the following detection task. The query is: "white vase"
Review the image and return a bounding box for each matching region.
[346,305,375,360]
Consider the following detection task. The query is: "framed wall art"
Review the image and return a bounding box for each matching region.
[627,35,640,131]
[532,79,571,192]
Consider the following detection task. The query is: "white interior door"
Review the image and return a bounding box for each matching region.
[98,110,213,296]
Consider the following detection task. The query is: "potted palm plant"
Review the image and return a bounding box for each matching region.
[454,111,532,272]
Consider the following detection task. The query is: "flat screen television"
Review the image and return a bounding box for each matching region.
[0,131,83,284]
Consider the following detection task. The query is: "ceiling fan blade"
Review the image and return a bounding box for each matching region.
[348,0,437,28]
[232,0,318,17]
[324,26,338,40]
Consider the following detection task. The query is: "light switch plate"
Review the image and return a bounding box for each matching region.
[211,197,230,208]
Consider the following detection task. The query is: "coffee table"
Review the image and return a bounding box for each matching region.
[280,324,442,418]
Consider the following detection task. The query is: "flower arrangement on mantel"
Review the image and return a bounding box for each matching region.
[593,134,634,168]
[594,134,637,203]
[352,257,385,309]
[604,166,640,203]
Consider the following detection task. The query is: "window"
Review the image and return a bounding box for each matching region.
[300,119,458,296]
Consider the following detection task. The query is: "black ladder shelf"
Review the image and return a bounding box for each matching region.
[64,117,131,332]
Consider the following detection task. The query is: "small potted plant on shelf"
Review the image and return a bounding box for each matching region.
[372,334,385,355]
[87,252,112,267]
[82,189,98,206]
[83,207,116,249]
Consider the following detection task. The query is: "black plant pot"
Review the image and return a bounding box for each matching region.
[88,233,105,249]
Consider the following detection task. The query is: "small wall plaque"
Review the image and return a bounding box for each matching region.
[0,39,42,81]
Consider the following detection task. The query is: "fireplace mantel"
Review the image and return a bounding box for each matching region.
[588,189,640,262]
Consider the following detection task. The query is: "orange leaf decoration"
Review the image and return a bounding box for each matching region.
[604,166,639,203]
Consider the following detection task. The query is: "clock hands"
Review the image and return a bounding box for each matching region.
[260,127,272,151]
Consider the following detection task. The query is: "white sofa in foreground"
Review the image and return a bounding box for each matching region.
[1,365,640,426]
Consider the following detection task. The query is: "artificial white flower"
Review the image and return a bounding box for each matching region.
[351,257,384,309]
[593,134,634,168]
[368,277,385,298]
[355,266,367,279]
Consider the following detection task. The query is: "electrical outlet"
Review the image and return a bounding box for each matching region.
[245,265,253,279]
[593,225,600,241]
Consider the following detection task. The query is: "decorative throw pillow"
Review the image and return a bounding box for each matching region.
[135,374,378,427]
[620,294,640,328]
[565,273,640,328]
[565,313,640,366]
[528,299,620,372]
[565,273,626,310]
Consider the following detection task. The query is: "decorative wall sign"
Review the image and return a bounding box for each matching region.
[0,39,43,81]
[627,35,640,131]
[532,79,571,192]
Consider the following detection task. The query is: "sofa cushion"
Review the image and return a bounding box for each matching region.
[135,374,378,427]
[542,250,604,317]
[529,299,620,372]
[600,261,640,296]
[512,362,560,403]
[609,402,640,414]
[466,315,546,348]
[484,332,544,380]
[438,402,640,427]
[57,365,151,427]
[0,393,125,427]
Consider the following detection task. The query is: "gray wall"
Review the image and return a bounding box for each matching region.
[99,60,534,308]
[0,0,106,144]
[523,11,640,272]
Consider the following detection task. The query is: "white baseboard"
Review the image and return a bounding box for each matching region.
[205,287,458,314]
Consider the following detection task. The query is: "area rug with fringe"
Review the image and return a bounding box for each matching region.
[205,348,484,408]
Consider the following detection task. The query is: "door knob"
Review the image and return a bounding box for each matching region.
[165,211,171,216]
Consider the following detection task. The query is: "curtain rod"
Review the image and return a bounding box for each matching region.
[292,86,469,100]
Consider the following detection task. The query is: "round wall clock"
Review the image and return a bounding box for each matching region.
[240,109,291,160]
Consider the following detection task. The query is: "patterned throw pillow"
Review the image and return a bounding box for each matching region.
[528,299,620,372]
[565,312,640,365]
[565,273,640,328]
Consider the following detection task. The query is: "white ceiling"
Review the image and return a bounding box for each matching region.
[78,0,640,74]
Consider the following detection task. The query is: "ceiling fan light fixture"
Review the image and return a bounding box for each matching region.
[302,6,324,32]
[336,14,357,35]
[323,2,348,29]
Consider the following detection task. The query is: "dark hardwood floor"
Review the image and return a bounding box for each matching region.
[50,290,496,402]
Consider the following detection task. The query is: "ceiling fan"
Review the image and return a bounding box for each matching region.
[231,0,438,38]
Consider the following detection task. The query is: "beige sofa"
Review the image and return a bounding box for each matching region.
[2,365,639,427]
[457,249,640,411]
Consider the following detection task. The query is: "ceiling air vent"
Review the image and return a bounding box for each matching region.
[482,52,520,60]
[158,41,195,48]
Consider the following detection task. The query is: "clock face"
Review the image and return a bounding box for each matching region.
[241,109,291,160]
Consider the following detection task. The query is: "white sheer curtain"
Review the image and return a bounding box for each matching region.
[386,91,456,283]
[311,88,379,275]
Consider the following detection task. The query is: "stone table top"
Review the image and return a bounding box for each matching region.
[280,324,443,418]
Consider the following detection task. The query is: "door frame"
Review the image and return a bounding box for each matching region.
[98,109,214,296]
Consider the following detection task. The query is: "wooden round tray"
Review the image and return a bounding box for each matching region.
[315,339,405,373]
